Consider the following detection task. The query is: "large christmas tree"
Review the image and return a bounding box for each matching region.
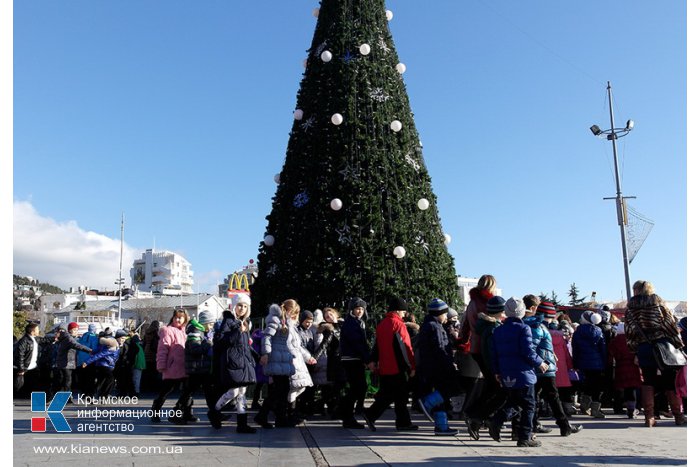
[251,0,460,320]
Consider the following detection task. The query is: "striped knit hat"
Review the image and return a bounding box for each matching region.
[428,298,449,316]
[486,296,507,314]
[536,301,557,318]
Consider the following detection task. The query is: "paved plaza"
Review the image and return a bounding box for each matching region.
[13,396,687,466]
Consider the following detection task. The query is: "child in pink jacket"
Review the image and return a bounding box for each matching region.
[150,308,189,423]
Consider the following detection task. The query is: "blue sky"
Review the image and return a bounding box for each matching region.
[11,1,688,304]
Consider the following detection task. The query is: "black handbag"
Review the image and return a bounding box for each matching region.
[651,339,687,370]
[638,326,687,370]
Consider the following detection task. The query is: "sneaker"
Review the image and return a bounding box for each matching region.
[534,424,552,433]
[435,426,459,436]
[517,438,542,447]
[396,424,419,431]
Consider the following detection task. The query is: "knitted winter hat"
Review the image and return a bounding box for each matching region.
[349,297,367,310]
[388,296,408,312]
[68,322,79,331]
[446,308,458,320]
[198,310,216,325]
[536,302,557,318]
[300,310,314,322]
[427,298,449,316]
[599,310,611,323]
[486,296,507,315]
[115,329,128,339]
[581,311,602,325]
[504,297,526,319]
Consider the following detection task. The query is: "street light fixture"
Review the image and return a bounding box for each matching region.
[590,81,636,302]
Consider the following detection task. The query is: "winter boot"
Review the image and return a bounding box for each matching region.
[590,402,606,419]
[207,409,224,429]
[641,385,656,427]
[466,418,481,440]
[184,400,199,423]
[556,418,583,436]
[579,394,592,415]
[433,411,458,436]
[562,402,577,417]
[150,400,163,423]
[253,407,274,429]
[666,390,687,426]
[418,390,444,423]
[625,401,637,419]
[488,421,502,442]
[236,413,257,434]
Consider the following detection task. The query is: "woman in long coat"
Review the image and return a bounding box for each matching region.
[625,280,685,427]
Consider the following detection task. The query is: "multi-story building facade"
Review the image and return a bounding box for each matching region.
[130,249,194,294]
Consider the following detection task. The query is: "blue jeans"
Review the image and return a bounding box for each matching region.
[491,384,537,442]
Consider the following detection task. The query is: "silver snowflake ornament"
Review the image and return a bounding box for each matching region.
[370,88,391,102]
[301,116,316,132]
[405,153,421,172]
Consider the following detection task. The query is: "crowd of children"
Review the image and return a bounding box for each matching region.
[13,276,687,448]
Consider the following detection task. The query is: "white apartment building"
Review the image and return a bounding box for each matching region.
[130,249,194,294]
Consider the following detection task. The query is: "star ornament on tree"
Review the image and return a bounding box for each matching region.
[342,50,355,64]
[335,221,352,245]
[339,163,360,181]
[267,264,278,276]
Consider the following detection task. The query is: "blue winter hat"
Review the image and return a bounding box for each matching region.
[428,298,449,316]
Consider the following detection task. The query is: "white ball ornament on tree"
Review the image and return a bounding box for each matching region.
[393,246,407,259]
[417,198,430,210]
[312,7,320,17]
[293,109,304,120]
[274,173,281,184]
[264,235,275,247]
[386,10,394,21]
[444,234,452,246]
[331,113,343,125]
[330,198,343,211]
[359,43,371,55]
[396,63,407,74]
[390,120,402,132]
[321,51,333,63]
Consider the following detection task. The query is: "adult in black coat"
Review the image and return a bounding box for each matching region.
[14,323,55,396]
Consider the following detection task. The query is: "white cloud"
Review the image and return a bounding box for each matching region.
[13,201,140,291]
[194,269,225,295]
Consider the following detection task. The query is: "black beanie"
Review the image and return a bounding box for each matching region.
[388,296,408,312]
[349,297,367,310]
[300,310,314,322]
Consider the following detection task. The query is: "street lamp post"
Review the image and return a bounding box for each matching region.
[590,81,635,302]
